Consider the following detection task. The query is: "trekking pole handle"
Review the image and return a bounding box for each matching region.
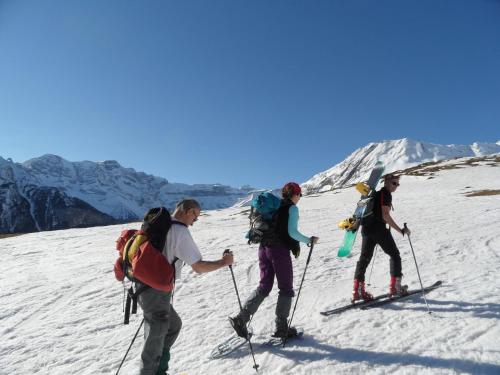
[403,222,409,237]
[305,241,315,265]
[223,248,233,269]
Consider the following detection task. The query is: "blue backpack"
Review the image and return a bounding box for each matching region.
[246,192,281,244]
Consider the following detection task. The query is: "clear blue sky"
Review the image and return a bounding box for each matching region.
[1,0,499,189]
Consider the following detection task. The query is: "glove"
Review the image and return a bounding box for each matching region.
[402,227,411,237]
[309,236,319,246]
[291,244,300,259]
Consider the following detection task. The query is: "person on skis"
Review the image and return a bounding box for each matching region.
[229,182,319,339]
[352,174,411,302]
[138,199,234,375]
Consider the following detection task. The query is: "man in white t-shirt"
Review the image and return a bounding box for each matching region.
[138,199,234,375]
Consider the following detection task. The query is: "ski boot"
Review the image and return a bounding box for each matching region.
[272,295,299,339]
[272,317,298,339]
[155,348,170,375]
[229,289,266,338]
[351,279,374,303]
[229,315,249,339]
[389,276,409,297]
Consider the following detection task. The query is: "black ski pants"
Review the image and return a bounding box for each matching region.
[354,225,402,282]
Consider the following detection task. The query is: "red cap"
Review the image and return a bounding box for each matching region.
[282,182,302,197]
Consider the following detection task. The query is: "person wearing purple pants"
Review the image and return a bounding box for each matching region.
[229,182,319,339]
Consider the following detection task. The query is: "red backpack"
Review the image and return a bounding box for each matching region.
[115,206,185,290]
[114,207,184,324]
[114,229,177,292]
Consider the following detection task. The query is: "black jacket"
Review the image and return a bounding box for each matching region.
[273,198,300,253]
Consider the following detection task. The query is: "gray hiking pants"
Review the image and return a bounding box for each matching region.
[137,288,182,375]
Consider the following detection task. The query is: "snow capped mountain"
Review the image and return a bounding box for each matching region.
[302,138,500,193]
[0,155,254,233]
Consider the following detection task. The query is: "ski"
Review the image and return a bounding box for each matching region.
[360,280,442,310]
[320,292,391,316]
[320,280,442,316]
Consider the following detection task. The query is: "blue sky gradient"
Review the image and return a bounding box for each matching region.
[1,0,499,189]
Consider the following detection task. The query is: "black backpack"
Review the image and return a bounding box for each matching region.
[141,207,172,250]
[246,192,281,244]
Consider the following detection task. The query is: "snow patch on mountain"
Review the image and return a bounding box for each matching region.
[302,138,500,193]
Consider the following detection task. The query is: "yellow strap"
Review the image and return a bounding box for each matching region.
[123,234,148,262]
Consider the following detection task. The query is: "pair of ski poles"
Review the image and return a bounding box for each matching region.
[224,242,316,371]
[367,223,431,314]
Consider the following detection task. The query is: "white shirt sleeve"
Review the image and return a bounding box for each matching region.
[164,224,202,280]
[175,228,202,265]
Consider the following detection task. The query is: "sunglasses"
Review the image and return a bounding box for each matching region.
[392,182,400,187]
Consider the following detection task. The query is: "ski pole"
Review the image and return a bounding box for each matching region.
[224,249,259,372]
[115,318,144,375]
[404,223,432,314]
[367,245,379,286]
[283,241,315,348]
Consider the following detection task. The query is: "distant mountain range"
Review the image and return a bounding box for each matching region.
[2,138,499,233]
[302,139,500,193]
[0,155,253,233]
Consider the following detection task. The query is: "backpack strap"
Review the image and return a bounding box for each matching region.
[169,220,185,279]
[169,221,187,304]
[248,206,255,245]
[122,232,138,281]
[124,283,150,325]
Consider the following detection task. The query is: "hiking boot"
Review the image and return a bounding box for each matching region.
[229,316,248,338]
[274,313,298,339]
[389,276,409,297]
[155,348,170,375]
[351,279,373,303]
[273,325,299,339]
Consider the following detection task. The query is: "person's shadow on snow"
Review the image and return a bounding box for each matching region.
[376,298,500,320]
[269,337,500,375]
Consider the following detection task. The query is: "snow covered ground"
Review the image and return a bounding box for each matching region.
[1,157,499,375]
